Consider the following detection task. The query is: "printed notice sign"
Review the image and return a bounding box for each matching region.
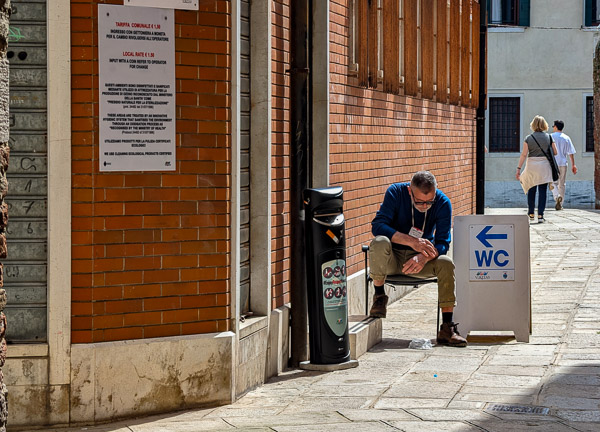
[125,0,199,10]
[99,5,175,171]
[469,224,515,281]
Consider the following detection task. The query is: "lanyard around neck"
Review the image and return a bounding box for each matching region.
[411,202,427,231]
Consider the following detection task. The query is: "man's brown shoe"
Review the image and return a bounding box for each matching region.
[437,322,467,347]
[369,294,389,318]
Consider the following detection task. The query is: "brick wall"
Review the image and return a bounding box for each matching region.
[330,0,476,276]
[269,1,476,307]
[271,0,290,309]
[71,0,232,343]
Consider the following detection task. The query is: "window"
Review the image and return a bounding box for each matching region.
[489,0,516,25]
[487,0,530,26]
[585,0,600,26]
[586,96,594,152]
[489,97,521,152]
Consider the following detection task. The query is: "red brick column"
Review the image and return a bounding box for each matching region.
[71,1,232,343]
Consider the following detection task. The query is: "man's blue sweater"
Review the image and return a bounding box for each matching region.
[371,183,452,256]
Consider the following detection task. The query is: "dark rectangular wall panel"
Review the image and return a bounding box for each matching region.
[449,0,460,105]
[461,0,472,106]
[368,0,379,88]
[471,0,480,108]
[421,0,435,100]
[436,0,448,102]
[403,0,418,96]
[358,0,369,86]
[383,0,400,94]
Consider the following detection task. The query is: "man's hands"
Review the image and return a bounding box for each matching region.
[389,232,439,275]
[402,253,427,274]
[402,238,438,274]
[411,237,437,259]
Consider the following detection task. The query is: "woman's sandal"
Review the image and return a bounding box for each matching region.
[538,216,545,223]
[528,214,534,220]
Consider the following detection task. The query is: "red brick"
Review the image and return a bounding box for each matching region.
[163,309,199,324]
[144,324,181,339]
[124,311,162,326]
[104,327,144,342]
[144,296,181,311]
[143,269,180,283]
[105,300,143,314]
[123,284,162,299]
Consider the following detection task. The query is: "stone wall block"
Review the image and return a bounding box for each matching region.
[0,314,5,339]
[0,144,8,172]
[0,175,7,200]
[0,203,6,228]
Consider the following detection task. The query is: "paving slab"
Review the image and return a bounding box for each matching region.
[386,420,483,431]
[272,422,397,432]
[469,419,578,432]
[407,408,496,421]
[223,412,349,428]
[384,380,463,399]
[373,398,450,409]
[336,408,417,421]
[554,410,600,422]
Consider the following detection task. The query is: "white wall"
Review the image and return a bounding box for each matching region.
[486,0,599,208]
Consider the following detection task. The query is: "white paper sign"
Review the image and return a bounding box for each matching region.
[99,5,176,171]
[468,224,515,281]
[125,0,199,10]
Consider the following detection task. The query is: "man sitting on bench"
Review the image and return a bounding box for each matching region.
[369,170,467,347]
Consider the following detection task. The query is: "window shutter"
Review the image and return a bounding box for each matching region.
[584,0,593,27]
[518,0,531,27]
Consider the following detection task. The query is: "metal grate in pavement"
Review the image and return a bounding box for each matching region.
[486,404,550,415]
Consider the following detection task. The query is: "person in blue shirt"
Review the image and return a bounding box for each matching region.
[369,170,467,347]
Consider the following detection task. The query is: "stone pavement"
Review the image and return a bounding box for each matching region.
[20,208,600,431]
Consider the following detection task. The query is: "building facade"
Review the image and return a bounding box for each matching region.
[485,0,599,208]
[5,0,481,427]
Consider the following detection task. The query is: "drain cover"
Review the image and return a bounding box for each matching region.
[487,404,550,415]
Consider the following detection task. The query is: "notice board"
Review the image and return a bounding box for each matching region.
[125,0,199,10]
[98,5,175,171]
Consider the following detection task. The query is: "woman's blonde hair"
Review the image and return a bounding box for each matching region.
[530,115,548,132]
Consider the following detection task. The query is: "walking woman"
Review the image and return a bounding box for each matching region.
[516,115,558,223]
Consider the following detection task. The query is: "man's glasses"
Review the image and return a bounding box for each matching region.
[410,190,435,207]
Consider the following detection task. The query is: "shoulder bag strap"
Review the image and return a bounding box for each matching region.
[530,134,551,159]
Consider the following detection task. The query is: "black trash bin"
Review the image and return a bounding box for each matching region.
[303,186,350,365]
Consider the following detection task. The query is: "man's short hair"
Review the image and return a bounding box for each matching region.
[411,171,437,193]
[553,120,564,131]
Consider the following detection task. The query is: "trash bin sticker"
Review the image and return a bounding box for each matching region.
[321,258,347,336]
[469,224,515,281]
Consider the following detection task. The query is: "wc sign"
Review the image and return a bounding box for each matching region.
[469,224,515,281]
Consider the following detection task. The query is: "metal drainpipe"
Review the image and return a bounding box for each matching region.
[475,1,487,214]
[289,0,311,367]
